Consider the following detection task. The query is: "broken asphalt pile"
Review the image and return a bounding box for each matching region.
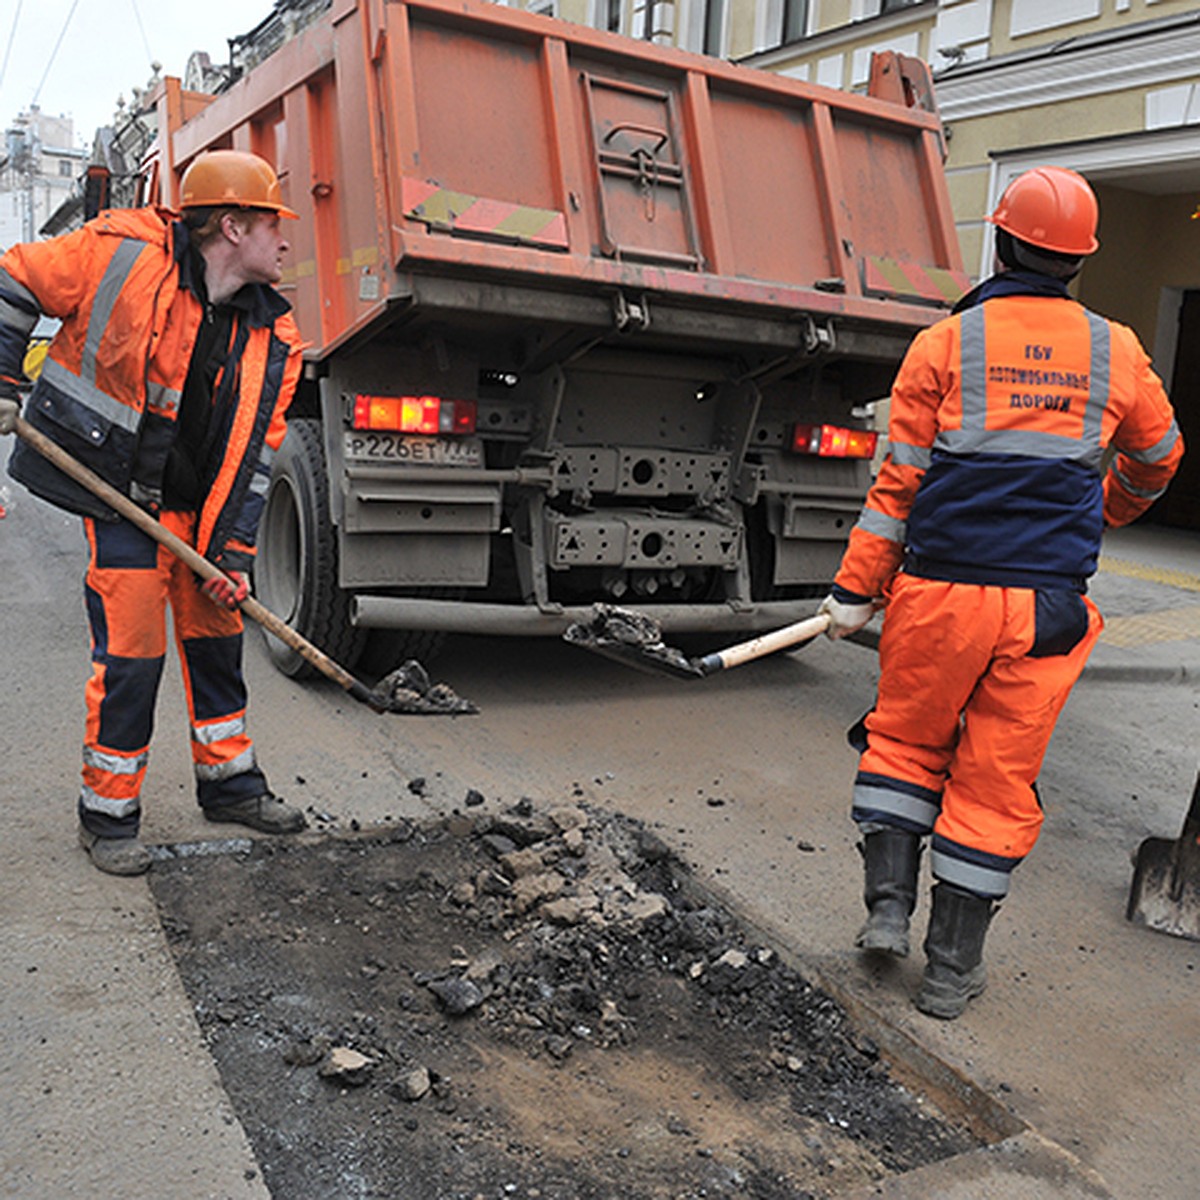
[149,798,976,1198]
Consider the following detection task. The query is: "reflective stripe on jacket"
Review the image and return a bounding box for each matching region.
[835,287,1183,600]
[0,206,303,572]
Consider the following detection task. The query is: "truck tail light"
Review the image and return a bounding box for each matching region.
[353,394,477,435]
[790,423,878,459]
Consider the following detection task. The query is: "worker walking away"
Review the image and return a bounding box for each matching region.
[0,150,310,876]
[818,166,1184,1018]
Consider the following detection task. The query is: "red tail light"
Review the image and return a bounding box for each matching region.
[353,394,477,435]
[790,423,878,459]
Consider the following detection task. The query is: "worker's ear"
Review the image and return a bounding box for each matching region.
[220,210,249,245]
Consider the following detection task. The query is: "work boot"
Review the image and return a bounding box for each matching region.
[916,882,994,1020]
[856,828,922,957]
[203,793,307,834]
[78,826,152,876]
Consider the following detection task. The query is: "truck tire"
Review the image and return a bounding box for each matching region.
[355,587,464,676]
[255,419,365,679]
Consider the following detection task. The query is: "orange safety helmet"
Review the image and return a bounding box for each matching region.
[179,150,299,219]
[986,166,1099,256]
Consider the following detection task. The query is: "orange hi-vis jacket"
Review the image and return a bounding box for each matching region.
[0,206,304,573]
[835,287,1183,602]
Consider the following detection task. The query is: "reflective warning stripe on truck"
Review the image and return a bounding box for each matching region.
[402,179,569,250]
[861,256,971,307]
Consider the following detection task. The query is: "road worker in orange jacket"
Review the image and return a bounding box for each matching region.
[818,166,1184,1018]
[0,150,310,876]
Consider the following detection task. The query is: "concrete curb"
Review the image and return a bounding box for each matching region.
[839,1129,1113,1199]
[1080,662,1195,684]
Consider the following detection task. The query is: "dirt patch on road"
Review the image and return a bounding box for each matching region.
[149,800,980,1198]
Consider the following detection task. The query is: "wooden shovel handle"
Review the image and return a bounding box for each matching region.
[700,612,832,674]
[13,417,383,709]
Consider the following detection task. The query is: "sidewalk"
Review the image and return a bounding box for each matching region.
[1084,523,1200,681]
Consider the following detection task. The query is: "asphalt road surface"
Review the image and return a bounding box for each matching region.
[1,471,1196,1198]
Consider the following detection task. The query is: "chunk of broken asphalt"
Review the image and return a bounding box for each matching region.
[318,1046,374,1085]
[426,976,484,1015]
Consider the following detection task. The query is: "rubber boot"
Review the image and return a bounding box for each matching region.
[916,882,994,1020]
[855,829,922,957]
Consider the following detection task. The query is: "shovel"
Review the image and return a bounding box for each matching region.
[10,416,476,715]
[1126,768,1200,942]
[563,602,831,680]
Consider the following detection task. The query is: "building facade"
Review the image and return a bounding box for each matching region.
[0,107,86,250]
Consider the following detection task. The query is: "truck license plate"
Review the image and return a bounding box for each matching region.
[343,432,482,467]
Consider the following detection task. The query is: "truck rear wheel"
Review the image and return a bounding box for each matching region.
[256,419,365,679]
[356,597,456,678]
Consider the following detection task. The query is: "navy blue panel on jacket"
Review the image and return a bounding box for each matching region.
[905,451,1103,590]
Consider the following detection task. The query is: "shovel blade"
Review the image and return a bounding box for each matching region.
[1126,835,1200,942]
[562,606,707,680]
[561,625,706,679]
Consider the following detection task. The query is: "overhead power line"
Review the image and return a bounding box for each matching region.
[31,0,81,108]
[128,0,155,69]
[0,0,23,95]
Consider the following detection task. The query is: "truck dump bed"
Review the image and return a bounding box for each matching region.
[159,0,966,359]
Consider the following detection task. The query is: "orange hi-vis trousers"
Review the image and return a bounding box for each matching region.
[79,512,267,838]
[851,574,1102,899]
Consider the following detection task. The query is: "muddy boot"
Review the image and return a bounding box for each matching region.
[78,826,152,876]
[203,793,307,834]
[916,883,994,1020]
[855,829,922,957]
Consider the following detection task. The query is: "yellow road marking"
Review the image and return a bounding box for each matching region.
[1100,605,1200,648]
[1098,555,1200,593]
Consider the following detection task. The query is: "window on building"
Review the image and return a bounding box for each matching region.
[605,0,621,31]
[782,0,808,42]
[642,0,656,38]
[880,0,921,12]
[58,160,74,177]
[703,0,726,54]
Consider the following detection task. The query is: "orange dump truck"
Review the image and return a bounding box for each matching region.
[145,0,967,674]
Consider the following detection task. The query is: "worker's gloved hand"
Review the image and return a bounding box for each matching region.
[201,570,250,610]
[0,378,21,435]
[818,589,876,640]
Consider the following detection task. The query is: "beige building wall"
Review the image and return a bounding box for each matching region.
[945,84,1160,273]
[989,0,1200,58]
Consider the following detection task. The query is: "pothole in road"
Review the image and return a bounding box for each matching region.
[148,801,983,1199]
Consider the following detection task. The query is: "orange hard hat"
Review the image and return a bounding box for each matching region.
[180,150,298,219]
[986,166,1099,256]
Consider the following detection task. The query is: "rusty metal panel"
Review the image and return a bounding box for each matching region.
[704,89,836,290]
[833,115,950,269]
[405,15,561,218]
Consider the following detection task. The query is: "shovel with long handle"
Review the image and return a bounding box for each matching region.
[1126,767,1200,941]
[9,416,476,715]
